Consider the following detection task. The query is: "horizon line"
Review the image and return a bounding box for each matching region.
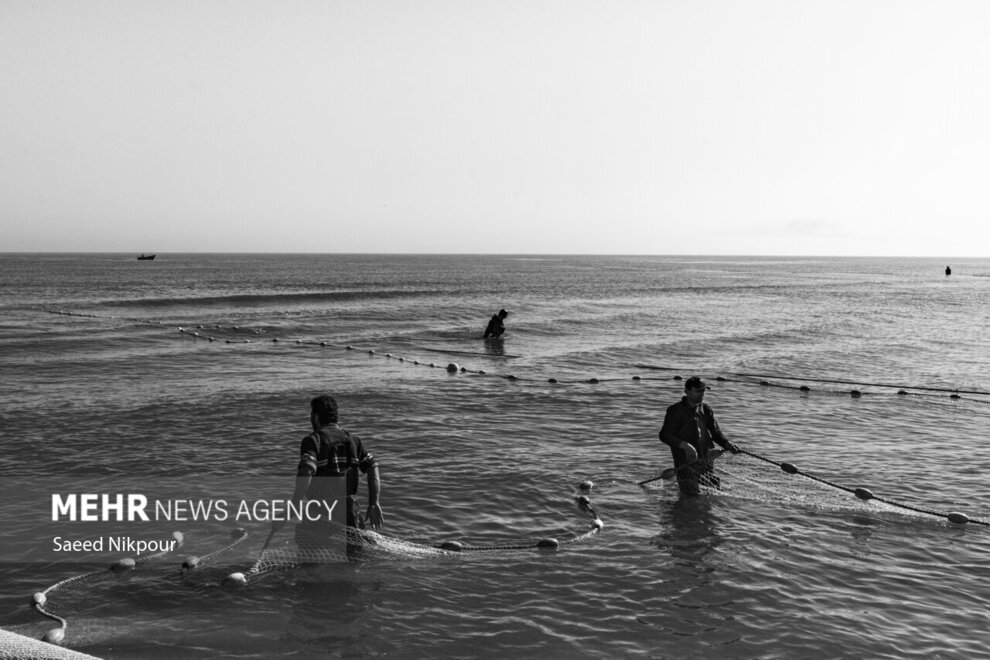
[0,251,981,259]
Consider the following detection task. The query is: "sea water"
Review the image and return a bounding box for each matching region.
[1,254,988,659]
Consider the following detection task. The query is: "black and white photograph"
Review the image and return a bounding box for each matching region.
[2,2,989,658]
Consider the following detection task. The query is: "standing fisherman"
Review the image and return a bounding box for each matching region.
[659,377,739,495]
[271,394,384,550]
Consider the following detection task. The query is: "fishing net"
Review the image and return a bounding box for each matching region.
[709,453,887,513]
[645,450,988,526]
[18,528,248,655]
[241,524,453,580]
[0,626,103,660]
[20,492,605,655]
[234,495,605,584]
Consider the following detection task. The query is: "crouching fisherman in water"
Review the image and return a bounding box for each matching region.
[483,308,509,338]
[659,376,739,495]
[271,394,384,554]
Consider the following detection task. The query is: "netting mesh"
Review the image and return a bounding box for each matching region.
[16,453,987,656]
[645,451,989,525]
[0,627,103,660]
[245,526,451,577]
[241,501,605,581]
[709,454,884,512]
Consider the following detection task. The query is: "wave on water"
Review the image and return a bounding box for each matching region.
[5,255,990,659]
[98,289,442,310]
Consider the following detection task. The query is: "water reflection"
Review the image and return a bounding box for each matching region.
[483,336,506,356]
[653,496,724,569]
[282,564,383,653]
[643,496,738,640]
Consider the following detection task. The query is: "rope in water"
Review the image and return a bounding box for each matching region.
[45,311,990,520]
[32,532,184,645]
[44,310,990,403]
[737,449,989,526]
[436,493,604,552]
[184,325,990,402]
[179,528,248,573]
[32,529,256,646]
[728,370,990,397]
[222,490,606,585]
[32,571,100,645]
[634,364,990,402]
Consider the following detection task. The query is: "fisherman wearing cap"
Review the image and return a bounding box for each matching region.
[659,376,740,495]
[483,308,509,338]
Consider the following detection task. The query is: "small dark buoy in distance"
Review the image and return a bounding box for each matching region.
[947,512,969,524]
[780,462,799,474]
[439,540,464,551]
[850,389,862,398]
[854,487,874,501]
[536,538,560,551]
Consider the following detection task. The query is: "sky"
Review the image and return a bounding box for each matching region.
[2,1,990,256]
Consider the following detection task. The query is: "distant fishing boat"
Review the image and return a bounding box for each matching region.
[137,254,156,260]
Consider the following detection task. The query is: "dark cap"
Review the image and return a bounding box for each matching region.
[684,376,708,391]
[499,309,508,316]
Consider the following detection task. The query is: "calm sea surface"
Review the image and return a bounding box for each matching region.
[1,254,989,659]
